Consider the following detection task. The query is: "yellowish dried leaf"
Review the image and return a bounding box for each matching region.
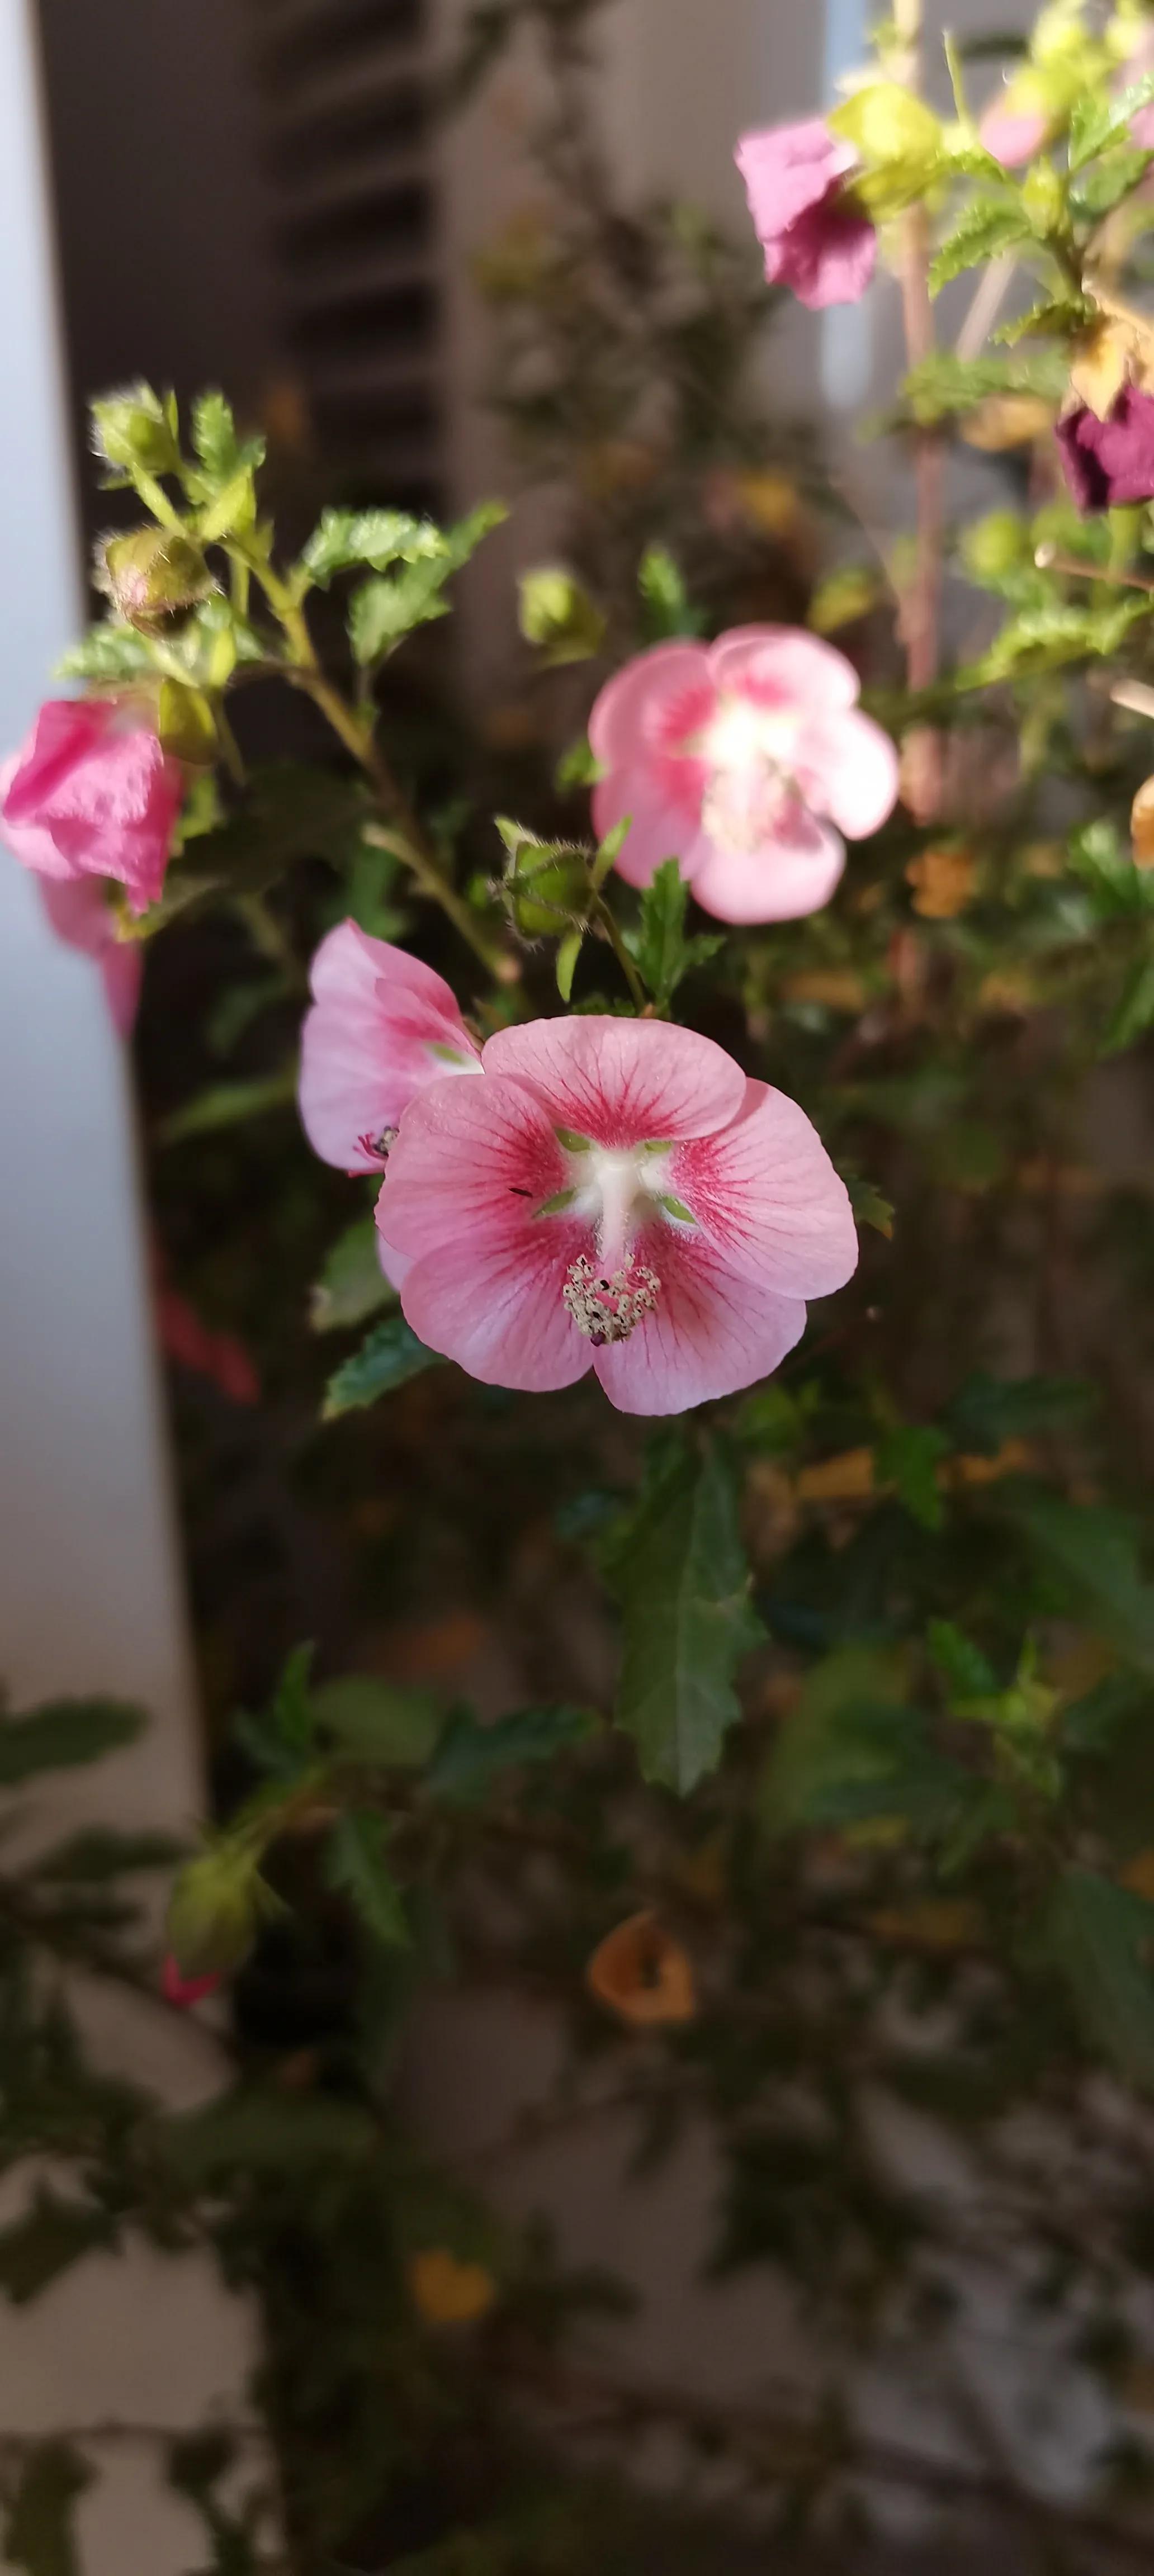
[781,968,868,1010]
[1068,317,1134,420]
[948,1439,1035,1489]
[586,1910,697,2026]
[796,1448,876,1505]
[731,468,801,537]
[865,1900,983,1951]
[1121,1850,1154,1905]
[977,969,1036,1015]
[408,2250,497,2327]
[961,395,1054,452]
[905,846,976,919]
[1132,774,1154,868]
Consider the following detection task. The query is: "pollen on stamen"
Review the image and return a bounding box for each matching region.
[357,1125,399,1164]
[563,1254,660,1346]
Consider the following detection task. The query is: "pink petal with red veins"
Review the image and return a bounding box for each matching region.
[593,1222,808,1414]
[690,815,845,923]
[378,1071,571,1262]
[793,707,899,839]
[300,919,480,1173]
[399,1233,592,1393]
[588,641,711,768]
[708,627,860,711]
[592,767,701,890]
[481,1014,747,1146]
[670,1079,858,1298]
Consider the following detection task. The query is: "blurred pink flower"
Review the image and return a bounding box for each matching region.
[155,1277,261,1405]
[1057,386,1154,511]
[376,1015,857,1415]
[37,874,143,1038]
[162,1954,224,2009]
[735,119,876,310]
[589,628,898,925]
[0,698,182,915]
[299,920,481,1176]
[978,98,1051,166]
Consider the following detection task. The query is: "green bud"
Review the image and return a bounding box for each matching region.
[167,1846,263,1977]
[91,384,181,477]
[518,566,607,665]
[1021,159,1065,237]
[100,529,213,628]
[962,510,1029,581]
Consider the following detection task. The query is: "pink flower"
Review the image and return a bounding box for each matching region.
[0,699,182,915]
[299,920,482,1178]
[375,1016,857,1416]
[735,119,876,310]
[589,628,898,925]
[37,875,143,1037]
[978,98,1051,167]
[1057,386,1154,512]
[162,1954,223,2009]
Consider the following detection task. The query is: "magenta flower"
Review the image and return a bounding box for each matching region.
[589,627,898,925]
[735,119,876,310]
[37,875,143,1038]
[299,920,482,1177]
[162,1954,223,2010]
[978,98,1050,167]
[375,1016,857,1416]
[0,698,182,915]
[1057,386,1154,512]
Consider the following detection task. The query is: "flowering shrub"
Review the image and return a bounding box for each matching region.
[15,0,1154,2566]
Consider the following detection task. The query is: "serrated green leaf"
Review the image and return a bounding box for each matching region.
[323,1810,409,1946]
[424,1703,596,1805]
[1000,1489,1154,1674]
[637,543,703,641]
[628,858,722,1010]
[32,1827,185,1881]
[606,1439,762,1794]
[996,293,1092,345]
[929,199,1032,293]
[313,1677,443,1768]
[1043,1868,1154,2088]
[323,1314,441,1417]
[898,347,1066,426]
[309,1218,395,1333]
[928,1619,997,1701]
[0,2187,115,2304]
[300,506,443,588]
[0,1698,144,1786]
[3,2441,92,2576]
[761,1646,961,1836]
[876,1424,950,1530]
[190,390,264,483]
[1068,72,1154,171]
[1071,143,1153,217]
[949,1370,1091,1451]
[154,2086,378,2182]
[348,561,453,661]
[55,624,155,683]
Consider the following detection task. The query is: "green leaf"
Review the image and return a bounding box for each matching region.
[606,1439,763,1794]
[55,623,156,683]
[928,1619,997,1701]
[348,501,507,664]
[32,1827,185,1881]
[190,389,264,484]
[949,1369,1091,1451]
[555,734,602,793]
[313,1677,443,1768]
[1000,1490,1154,1674]
[843,1170,894,1238]
[1101,955,1154,1057]
[424,1703,597,1805]
[3,2441,92,2576]
[0,2187,115,2304]
[556,927,583,1002]
[1071,144,1153,217]
[309,1217,395,1333]
[996,293,1092,345]
[875,1424,950,1530]
[0,1698,144,1786]
[637,544,704,641]
[323,1314,441,1418]
[628,859,723,1010]
[808,565,881,633]
[929,200,1032,294]
[1068,72,1154,171]
[761,1647,963,1836]
[1043,1868,1154,2088]
[271,1642,316,1755]
[898,347,1066,427]
[154,2087,378,2182]
[518,566,606,664]
[156,1064,297,1145]
[300,507,444,588]
[323,1810,409,1946]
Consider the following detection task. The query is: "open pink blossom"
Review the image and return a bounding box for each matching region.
[37,875,143,1038]
[735,119,876,310]
[0,699,182,915]
[589,627,898,925]
[978,96,1051,166]
[299,919,482,1178]
[375,1016,857,1416]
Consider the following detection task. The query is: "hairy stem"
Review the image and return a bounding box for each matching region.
[892,0,945,823]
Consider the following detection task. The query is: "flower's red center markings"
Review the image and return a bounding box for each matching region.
[357,1125,398,1164]
[538,1134,698,1346]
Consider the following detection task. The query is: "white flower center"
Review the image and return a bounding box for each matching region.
[546,1138,697,1345]
[699,694,800,856]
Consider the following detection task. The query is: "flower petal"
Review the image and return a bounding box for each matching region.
[588,642,710,768]
[708,627,860,711]
[481,1014,748,1145]
[399,1237,592,1394]
[669,1078,858,1297]
[378,1068,570,1259]
[734,119,855,238]
[300,920,480,1173]
[690,814,845,923]
[593,1221,808,1414]
[592,766,701,890]
[794,707,899,839]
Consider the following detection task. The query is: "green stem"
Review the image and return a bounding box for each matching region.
[595,898,647,1011]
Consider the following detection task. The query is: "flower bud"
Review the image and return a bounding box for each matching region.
[91,384,181,477]
[166,1846,263,1978]
[496,817,594,939]
[518,566,606,665]
[100,529,213,628]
